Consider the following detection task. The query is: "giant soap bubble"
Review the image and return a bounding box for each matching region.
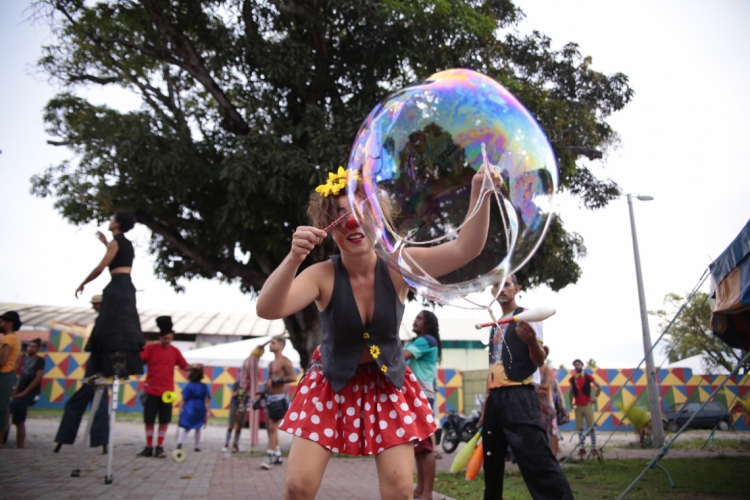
[346,69,557,308]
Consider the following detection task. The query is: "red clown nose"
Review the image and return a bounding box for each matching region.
[344,215,360,230]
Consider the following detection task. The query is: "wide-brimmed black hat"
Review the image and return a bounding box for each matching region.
[156,316,174,335]
[0,311,22,331]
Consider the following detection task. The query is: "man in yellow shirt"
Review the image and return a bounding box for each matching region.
[0,311,23,446]
[478,277,572,500]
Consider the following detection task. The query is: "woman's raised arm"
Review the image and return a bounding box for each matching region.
[403,165,498,279]
[256,226,327,319]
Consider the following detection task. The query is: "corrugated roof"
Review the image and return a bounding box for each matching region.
[0,302,285,337]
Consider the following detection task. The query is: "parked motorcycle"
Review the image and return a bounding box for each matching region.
[441,408,481,453]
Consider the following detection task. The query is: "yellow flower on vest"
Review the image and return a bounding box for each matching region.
[381,365,388,373]
[369,345,380,359]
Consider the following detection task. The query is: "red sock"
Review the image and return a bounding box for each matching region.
[158,425,168,446]
[145,425,154,447]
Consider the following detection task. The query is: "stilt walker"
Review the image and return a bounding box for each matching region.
[72,210,146,484]
[240,344,265,451]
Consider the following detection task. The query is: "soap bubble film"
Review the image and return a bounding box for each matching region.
[347,69,557,307]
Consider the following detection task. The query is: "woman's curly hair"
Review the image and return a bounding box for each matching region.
[307,176,399,236]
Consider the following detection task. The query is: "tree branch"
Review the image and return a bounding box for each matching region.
[135,210,267,290]
[567,145,603,160]
[137,0,250,135]
[68,73,120,85]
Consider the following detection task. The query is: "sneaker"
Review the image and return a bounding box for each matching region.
[578,448,587,456]
[232,444,242,453]
[221,445,229,452]
[176,443,182,450]
[591,449,600,457]
[272,455,283,465]
[260,455,274,470]
[194,448,201,452]
[137,446,153,457]
[154,446,166,458]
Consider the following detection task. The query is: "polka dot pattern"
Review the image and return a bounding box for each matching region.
[280,346,436,456]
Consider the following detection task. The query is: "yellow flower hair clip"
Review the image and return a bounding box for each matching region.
[315,167,361,197]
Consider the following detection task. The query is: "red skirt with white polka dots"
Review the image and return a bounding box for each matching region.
[280,346,436,456]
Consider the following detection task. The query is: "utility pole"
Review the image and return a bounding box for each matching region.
[627,193,664,448]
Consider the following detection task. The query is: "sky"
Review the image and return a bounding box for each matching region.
[1,0,748,372]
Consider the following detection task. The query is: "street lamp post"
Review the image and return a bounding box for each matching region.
[626,193,664,448]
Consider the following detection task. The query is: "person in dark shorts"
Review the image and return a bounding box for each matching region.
[138,316,201,458]
[8,338,45,448]
[259,336,295,469]
[75,210,144,378]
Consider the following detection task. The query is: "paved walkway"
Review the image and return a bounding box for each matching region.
[0,416,455,499]
[1,415,747,499]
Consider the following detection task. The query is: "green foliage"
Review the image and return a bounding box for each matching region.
[613,400,651,445]
[651,292,748,375]
[29,0,633,362]
[585,358,597,369]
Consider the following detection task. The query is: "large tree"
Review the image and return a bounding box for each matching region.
[30,0,633,365]
[653,292,749,375]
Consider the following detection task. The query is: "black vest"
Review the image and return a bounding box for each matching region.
[319,255,406,393]
[489,307,538,383]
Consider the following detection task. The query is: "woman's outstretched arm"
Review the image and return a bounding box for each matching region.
[403,165,499,279]
[75,240,119,298]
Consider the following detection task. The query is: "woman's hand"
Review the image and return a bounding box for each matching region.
[290,226,327,262]
[472,161,504,190]
[75,284,85,298]
[95,231,108,245]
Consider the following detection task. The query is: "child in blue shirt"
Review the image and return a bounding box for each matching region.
[177,367,211,452]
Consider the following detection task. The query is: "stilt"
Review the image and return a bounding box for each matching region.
[71,378,106,477]
[104,377,120,485]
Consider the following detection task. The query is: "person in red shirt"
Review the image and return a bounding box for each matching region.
[569,359,601,456]
[137,316,201,458]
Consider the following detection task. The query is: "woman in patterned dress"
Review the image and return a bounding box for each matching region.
[257,165,496,499]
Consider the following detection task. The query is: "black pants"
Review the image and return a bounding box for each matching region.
[54,384,110,447]
[482,385,573,500]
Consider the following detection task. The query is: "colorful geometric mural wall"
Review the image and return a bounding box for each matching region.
[557,368,750,431]
[436,368,463,423]
[38,329,463,422]
[37,329,297,418]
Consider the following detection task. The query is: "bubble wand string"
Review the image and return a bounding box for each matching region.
[322,210,351,233]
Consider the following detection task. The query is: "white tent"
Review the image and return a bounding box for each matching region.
[182,336,301,369]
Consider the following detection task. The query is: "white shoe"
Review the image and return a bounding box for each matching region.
[221,446,229,452]
[260,455,273,470]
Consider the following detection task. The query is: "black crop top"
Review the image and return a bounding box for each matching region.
[109,234,134,270]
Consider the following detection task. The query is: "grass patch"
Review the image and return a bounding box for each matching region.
[430,457,750,499]
[612,438,750,452]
